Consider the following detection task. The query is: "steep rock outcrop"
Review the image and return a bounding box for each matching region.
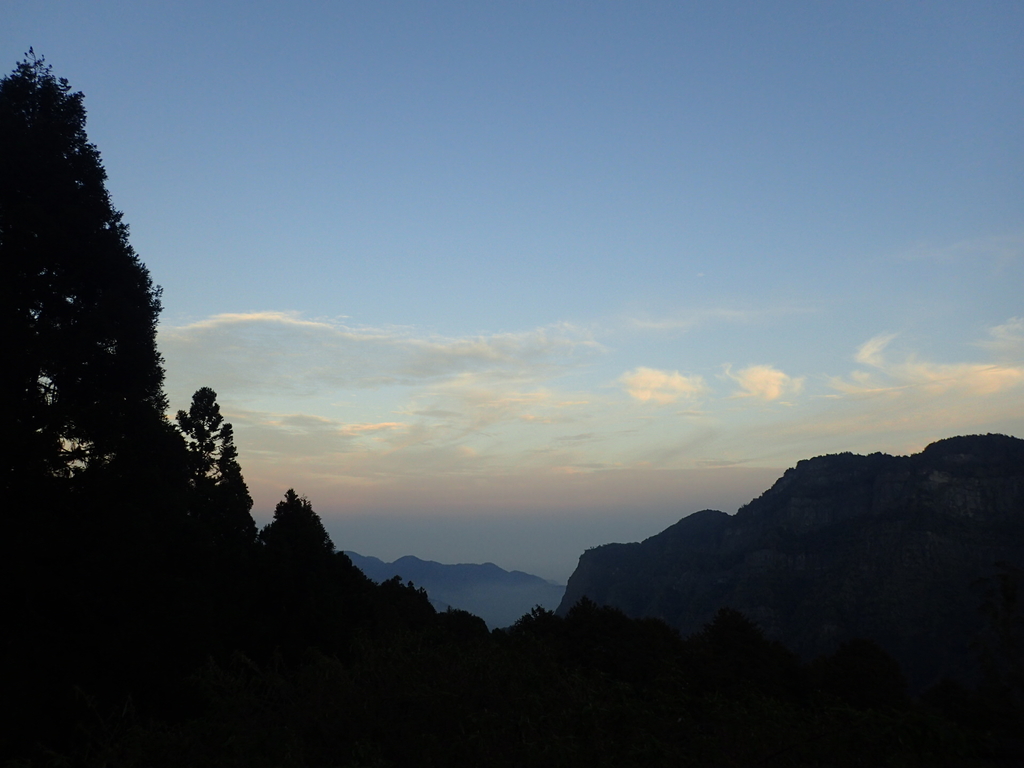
[557,434,1024,690]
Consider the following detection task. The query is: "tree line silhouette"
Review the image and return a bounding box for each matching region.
[2,52,1020,766]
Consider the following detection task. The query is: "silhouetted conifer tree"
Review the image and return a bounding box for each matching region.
[254,490,374,656]
[0,50,168,493]
[177,387,256,547]
[0,52,188,760]
[260,488,335,559]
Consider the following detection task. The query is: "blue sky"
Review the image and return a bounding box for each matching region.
[6,1,1023,580]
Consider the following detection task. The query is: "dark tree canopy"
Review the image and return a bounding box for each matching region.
[177,387,256,546]
[260,488,336,559]
[0,51,166,490]
[0,54,188,759]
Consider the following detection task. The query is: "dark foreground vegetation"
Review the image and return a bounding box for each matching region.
[2,53,1021,766]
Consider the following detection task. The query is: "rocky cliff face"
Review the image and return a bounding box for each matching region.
[557,434,1024,690]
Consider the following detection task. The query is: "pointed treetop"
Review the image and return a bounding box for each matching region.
[2,51,166,484]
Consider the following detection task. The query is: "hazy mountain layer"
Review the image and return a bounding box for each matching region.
[558,434,1024,690]
[346,553,565,628]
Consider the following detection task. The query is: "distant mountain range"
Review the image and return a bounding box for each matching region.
[558,434,1024,691]
[345,553,566,629]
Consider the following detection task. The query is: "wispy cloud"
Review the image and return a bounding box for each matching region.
[832,326,1024,397]
[627,308,754,332]
[407,372,595,437]
[626,305,814,333]
[160,312,604,396]
[832,361,1024,397]
[619,367,709,404]
[979,317,1024,360]
[854,333,898,366]
[725,364,804,401]
[900,234,1024,264]
[341,422,407,435]
[162,311,1023,525]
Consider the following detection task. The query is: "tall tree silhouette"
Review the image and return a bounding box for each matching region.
[0,53,187,760]
[260,488,335,560]
[255,490,356,654]
[0,50,167,493]
[177,387,256,547]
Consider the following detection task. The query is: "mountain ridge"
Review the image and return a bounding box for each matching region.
[557,434,1024,691]
[346,552,565,628]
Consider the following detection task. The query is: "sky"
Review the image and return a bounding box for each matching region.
[5,1,1023,581]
